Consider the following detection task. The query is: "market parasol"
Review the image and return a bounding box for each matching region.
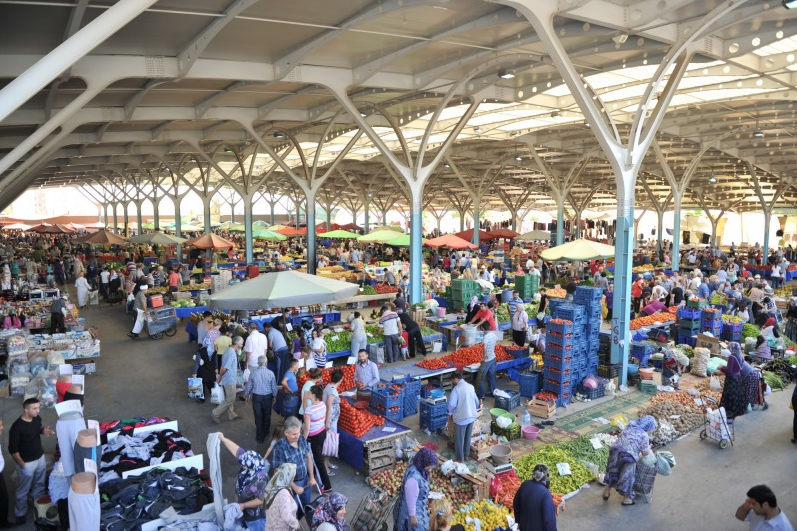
[454,228,494,242]
[164,223,203,232]
[384,234,425,247]
[141,222,156,230]
[3,223,31,230]
[487,228,520,239]
[339,223,363,231]
[28,223,52,232]
[84,222,107,230]
[183,233,235,249]
[357,228,404,243]
[423,234,479,250]
[252,228,286,240]
[127,232,187,245]
[206,270,359,310]
[539,238,616,261]
[253,220,269,227]
[38,224,76,234]
[73,229,127,245]
[516,229,551,241]
[370,224,402,233]
[321,229,360,239]
[276,227,307,236]
[267,224,288,231]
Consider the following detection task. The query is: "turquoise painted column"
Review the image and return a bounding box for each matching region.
[657,210,664,254]
[326,209,332,231]
[472,201,480,245]
[307,189,317,275]
[135,202,143,234]
[610,210,635,386]
[671,195,681,271]
[269,202,275,226]
[574,211,582,239]
[409,191,424,304]
[459,212,465,232]
[203,198,212,234]
[364,204,370,234]
[556,203,564,245]
[244,196,253,264]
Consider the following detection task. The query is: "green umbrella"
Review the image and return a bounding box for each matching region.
[127,232,187,245]
[227,224,246,232]
[219,221,237,230]
[253,220,269,227]
[357,229,404,243]
[322,229,360,239]
[371,224,403,233]
[252,228,286,240]
[141,222,155,230]
[384,234,424,247]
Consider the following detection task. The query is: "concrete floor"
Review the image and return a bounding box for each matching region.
[4,291,795,530]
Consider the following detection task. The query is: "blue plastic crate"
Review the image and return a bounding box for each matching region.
[701,308,723,322]
[403,397,418,416]
[678,319,701,332]
[547,320,574,334]
[720,323,742,341]
[556,393,572,407]
[404,379,421,397]
[370,402,403,421]
[519,371,541,398]
[575,286,604,301]
[544,368,573,383]
[703,324,722,337]
[544,354,573,371]
[420,384,443,399]
[545,343,574,358]
[676,334,696,347]
[371,384,404,410]
[420,415,447,431]
[420,400,448,419]
[494,389,522,411]
[546,331,575,347]
[678,307,702,320]
[553,304,586,323]
[544,378,571,394]
[631,342,654,357]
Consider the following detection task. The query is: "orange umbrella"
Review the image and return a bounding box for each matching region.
[38,224,75,234]
[423,234,479,250]
[184,233,235,249]
[28,223,51,232]
[276,227,306,236]
[73,229,126,245]
[454,228,494,242]
[487,228,520,239]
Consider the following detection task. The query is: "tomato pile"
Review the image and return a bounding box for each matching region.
[374,284,398,294]
[415,358,451,369]
[629,312,675,330]
[338,399,385,437]
[534,391,558,402]
[296,365,357,392]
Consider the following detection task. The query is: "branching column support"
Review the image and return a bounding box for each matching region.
[496,188,532,233]
[694,193,728,248]
[748,163,793,260]
[179,154,215,234]
[640,178,673,254]
[567,184,601,239]
[501,0,746,384]
[447,157,503,246]
[445,191,472,234]
[155,163,190,260]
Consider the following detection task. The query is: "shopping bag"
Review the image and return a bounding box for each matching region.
[187,377,203,400]
[709,376,721,392]
[210,383,225,405]
[242,368,251,384]
[322,431,339,457]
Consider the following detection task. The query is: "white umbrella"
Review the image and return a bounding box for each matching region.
[206,271,359,310]
[516,229,551,241]
[539,238,615,261]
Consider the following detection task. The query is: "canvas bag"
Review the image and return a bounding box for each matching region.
[187,377,203,400]
[322,430,339,457]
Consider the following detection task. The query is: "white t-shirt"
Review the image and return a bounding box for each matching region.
[745,509,794,531]
[244,330,267,368]
[100,271,110,283]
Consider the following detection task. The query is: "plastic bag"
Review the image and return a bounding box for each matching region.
[188,377,203,400]
[640,452,657,466]
[496,415,513,428]
[610,414,629,429]
[210,383,225,405]
[709,376,721,392]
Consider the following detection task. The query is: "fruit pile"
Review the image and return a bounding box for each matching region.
[546,288,567,299]
[362,285,378,295]
[374,284,398,294]
[369,461,476,506]
[428,344,515,367]
[451,500,511,531]
[629,312,675,330]
[721,314,745,324]
[338,399,384,437]
[415,358,450,370]
[296,365,356,392]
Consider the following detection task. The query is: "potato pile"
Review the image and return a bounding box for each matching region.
[639,401,704,441]
[695,373,724,392]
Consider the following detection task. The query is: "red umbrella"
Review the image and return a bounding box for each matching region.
[424,234,479,250]
[339,223,363,231]
[487,228,520,239]
[184,233,235,249]
[276,227,306,236]
[454,228,494,242]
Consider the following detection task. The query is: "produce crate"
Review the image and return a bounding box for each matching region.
[403,396,418,416]
[574,286,604,302]
[544,378,571,394]
[639,380,658,395]
[527,396,556,418]
[721,322,743,341]
[687,298,706,309]
[543,354,572,371]
[370,403,403,421]
[546,331,574,347]
[490,420,521,441]
[494,389,522,411]
[471,440,498,461]
[370,385,404,410]
[519,371,541,398]
[702,322,722,336]
[678,319,701,332]
[547,320,574,335]
[420,415,448,431]
[420,399,448,420]
[504,346,529,359]
[544,366,573,383]
[363,455,395,477]
[701,308,723,322]
[553,304,586,323]
[597,363,620,378]
[627,373,642,386]
[678,307,702,320]
[420,384,443,399]
[556,393,572,408]
[545,343,574,358]
[631,342,654,357]
[676,334,696,347]
[403,379,421,398]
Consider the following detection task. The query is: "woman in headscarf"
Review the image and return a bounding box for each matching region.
[464,296,480,324]
[719,342,758,407]
[264,464,300,531]
[661,348,683,389]
[514,464,557,531]
[754,335,772,363]
[602,415,656,506]
[393,448,439,531]
[218,432,270,531]
[719,354,747,419]
[311,492,348,531]
[760,317,780,339]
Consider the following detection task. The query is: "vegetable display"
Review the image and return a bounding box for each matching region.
[721,314,745,324]
[296,365,356,392]
[364,324,384,343]
[742,323,760,341]
[373,284,398,294]
[760,359,794,384]
[368,461,475,506]
[451,500,511,531]
[763,371,786,391]
[630,312,675,330]
[514,445,595,496]
[556,435,611,473]
[639,402,704,440]
[324,330,351,353]
[362,285,377,295]
[337,398,384,437]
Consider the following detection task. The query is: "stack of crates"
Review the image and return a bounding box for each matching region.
[598,330,612,363]
[447,279,482,311]
[545,315,575,406]
[402,379,421,416]
[721,319,743,341]
[677,307,701,345]
[515,274,539,300]
[519,370,542,398]
[701,307,722,336]
[370,383,404,422]
[420,399,448,431]
[573,286,603,374]
[631,341,654,368]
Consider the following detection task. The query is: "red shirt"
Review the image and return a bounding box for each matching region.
[168,272,180,287]
[474,309,497,330]
[631,280,643,298]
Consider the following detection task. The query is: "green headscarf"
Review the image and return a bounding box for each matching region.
[263,463,296,510]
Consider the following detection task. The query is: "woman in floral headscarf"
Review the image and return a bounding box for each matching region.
[265,464,300,531]
[464,296,480,324]
[394,448,439,531]
[602,416,656,506]
[219,432,270,531]
[311,492,349,531]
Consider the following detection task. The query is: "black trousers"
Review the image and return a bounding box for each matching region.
[307,430,332,491]
[512,329,526,347]
[50,312,65,334]
[0,472,9,525]
[251,393,273,443]
[407,327,427,358]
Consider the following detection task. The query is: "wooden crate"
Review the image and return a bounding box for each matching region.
[364,458,394,477]
[410,309,428,323]
[458,473,490,502]
[527,397,556,419]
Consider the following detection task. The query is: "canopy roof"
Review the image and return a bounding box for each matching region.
[206,271,359,310]
[539,239,616,261]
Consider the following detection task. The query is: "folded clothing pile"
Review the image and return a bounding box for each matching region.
[100,466,212,530]
[99,429,193,484]
[99,416,170,443]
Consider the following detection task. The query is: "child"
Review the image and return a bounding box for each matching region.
[400,329,409,361]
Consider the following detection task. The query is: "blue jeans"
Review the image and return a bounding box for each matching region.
[384,334,399,363]
[351,336,367,357]
[454,422,474,462]
[245,518,266,531]
[478,358,497,399]
[294,475,311,512]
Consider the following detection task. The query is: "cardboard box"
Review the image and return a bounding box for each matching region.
[696,333,726,357]
[70,363,96,375]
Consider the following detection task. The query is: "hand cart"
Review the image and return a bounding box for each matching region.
[350,488,396,531]
[699,395,735,449]
[144,307,178,340]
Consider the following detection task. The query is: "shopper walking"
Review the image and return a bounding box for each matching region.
[302,385,332,492]
[212,336,243,423]
[511,300,529,347]
[447,372,479,463]
[0,420,12,527]
[9,399,53,525]
[271,417,317,509]
[379,304,401,364]
[349,312,367,356]
[244,322,267,377]
[514,464,557,531]
[244,355,278,445]
[49,294,67,334]
[476,326,497,399]
[265,321,290,391]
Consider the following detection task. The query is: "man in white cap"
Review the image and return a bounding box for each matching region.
[128,284,149,340]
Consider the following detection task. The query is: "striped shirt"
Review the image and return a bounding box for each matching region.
[508,296,524,315]
[244,366,278,397]
[378,311,400,336]
[305,402,327,436]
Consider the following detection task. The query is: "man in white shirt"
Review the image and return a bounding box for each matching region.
[528,265,541,277]
[735,485,793,531]
[525,257,535,271]
[243,323,268,376]
[99,267,110,299]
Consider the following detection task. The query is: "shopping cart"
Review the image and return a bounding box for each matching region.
[699,395,735,449]
[350,488,396,531]
[144,307,178,340]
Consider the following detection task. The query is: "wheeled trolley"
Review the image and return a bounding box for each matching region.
[699,395,735,449]
[145,307,178,340]
[350,488,396,531]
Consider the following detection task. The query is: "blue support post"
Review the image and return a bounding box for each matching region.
[244,197,253,264]
[364,205,370,234]
[611,211,634,386]
[410,209,423,304]
[657,210,664,255]
[174,201,182,263]
[204,200,212,234]
[762,213,771,264]
[671,196,681,271]
[473,202,480,245]
[307,190,317,275]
